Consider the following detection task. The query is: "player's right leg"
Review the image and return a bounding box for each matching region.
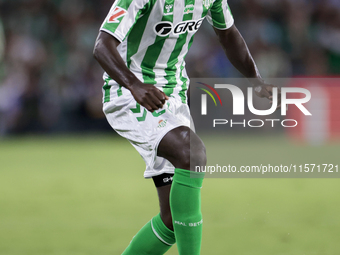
[158,126,206,255]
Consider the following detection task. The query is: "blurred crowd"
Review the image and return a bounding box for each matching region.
[0,0,339,135]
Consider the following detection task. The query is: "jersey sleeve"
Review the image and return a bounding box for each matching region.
[100,0,150,42]
[206,0,234,30]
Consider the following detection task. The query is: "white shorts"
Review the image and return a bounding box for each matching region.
[103,86,191,178]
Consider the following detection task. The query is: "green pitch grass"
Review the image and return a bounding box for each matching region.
[0,134,339,255]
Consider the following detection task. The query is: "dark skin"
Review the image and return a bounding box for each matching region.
[213,26,281,106]
[93,32,169,112]
[94,24,279,231]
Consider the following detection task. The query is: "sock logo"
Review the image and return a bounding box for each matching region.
[189,219,203,227]
[174,221,187,226]
[174,219,203,227]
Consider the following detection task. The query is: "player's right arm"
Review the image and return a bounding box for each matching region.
[93,0,168,112]
[93,32,168,112]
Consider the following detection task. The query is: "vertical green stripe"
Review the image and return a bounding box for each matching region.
[141,38,168,84]
[178,35,194,103]
[163,0,194,97]
[140,11,174,85]
[178,64,187,103]
[126,3,153,68]
[210,0,227,29]
[123,9,143,42]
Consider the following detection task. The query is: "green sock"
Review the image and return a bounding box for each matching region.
[122,213,175,255]
[170,168,205,255]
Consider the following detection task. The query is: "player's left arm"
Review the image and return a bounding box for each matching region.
[214,25,280,105]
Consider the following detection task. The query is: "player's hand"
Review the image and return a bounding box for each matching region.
[129,82,169,112]
[254,84,281,110]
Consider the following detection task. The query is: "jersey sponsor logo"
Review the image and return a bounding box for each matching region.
[154,21,173,36]
[154,18,204,37]
[108,6,127,23]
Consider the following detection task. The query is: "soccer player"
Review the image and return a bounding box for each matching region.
[93,0,277,254]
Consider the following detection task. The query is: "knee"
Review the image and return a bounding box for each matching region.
[190,141,206,170]
[175,146,191,170]
[158,127,206,170]
[176,141,206,171]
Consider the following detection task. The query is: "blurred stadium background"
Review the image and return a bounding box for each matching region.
[0,0,340,254]
[0,0,340,134]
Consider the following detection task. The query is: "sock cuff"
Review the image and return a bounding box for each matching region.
[174,168,205,188]
[151,214,176,246]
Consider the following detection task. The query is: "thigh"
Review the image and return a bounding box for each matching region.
[104,96,190,175]
[104,96,192,177]
[157,126,191,163]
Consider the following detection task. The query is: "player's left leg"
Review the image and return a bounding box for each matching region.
[158,126,206,255]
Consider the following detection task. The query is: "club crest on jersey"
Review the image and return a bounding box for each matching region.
[184,4,194,14]
[108,6,127,23]
[154,18,204,37]
[203,0,214,9]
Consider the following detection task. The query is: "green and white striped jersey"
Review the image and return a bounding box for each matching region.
[100,0,234,103]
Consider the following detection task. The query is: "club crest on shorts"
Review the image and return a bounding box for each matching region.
[158,119,168,128]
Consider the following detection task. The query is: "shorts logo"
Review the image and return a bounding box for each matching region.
[108,7,127,23]
[154,18,204,37]
[158,119,168,128]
